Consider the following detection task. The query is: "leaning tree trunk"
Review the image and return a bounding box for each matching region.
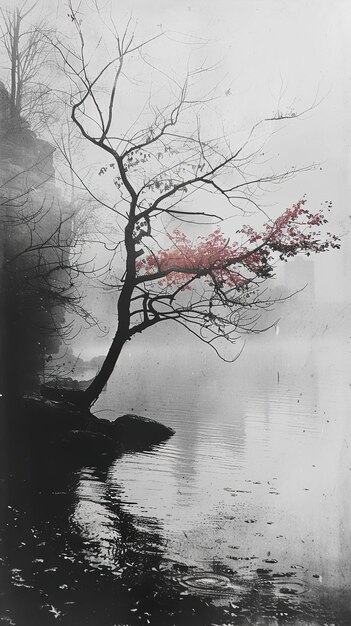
[82,330,128,407]
[80,181,138,409]
[82,260,135,407]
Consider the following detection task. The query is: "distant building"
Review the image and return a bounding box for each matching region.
[283,257,315,301]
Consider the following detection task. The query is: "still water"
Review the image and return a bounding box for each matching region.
[1,331,351,625]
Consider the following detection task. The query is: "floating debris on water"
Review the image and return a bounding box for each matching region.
[48,605,62,619]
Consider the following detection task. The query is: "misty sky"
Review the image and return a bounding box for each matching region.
[2,0,350,323]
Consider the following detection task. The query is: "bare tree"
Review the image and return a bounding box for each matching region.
[0,0,55,133]
[0,146,102,394]
[0,69,102,396]
[1,177,90,329]
[52,7,339,408]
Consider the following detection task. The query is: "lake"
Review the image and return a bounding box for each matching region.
[1,329,350,625]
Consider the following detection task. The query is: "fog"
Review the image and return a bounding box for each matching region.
[1,2,351,625]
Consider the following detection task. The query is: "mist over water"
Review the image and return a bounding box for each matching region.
[2,293,351,625]
[95,331,351,589]
[0,0,350,622]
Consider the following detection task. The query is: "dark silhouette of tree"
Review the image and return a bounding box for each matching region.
[0,1,55,133]
[51,5,339,408]
[0,2,103,397]
[0,79,97,397]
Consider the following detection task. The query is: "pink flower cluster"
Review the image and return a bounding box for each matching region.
[136,200,340,288]
[136,228,249,287]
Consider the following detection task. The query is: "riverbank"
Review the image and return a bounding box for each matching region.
[0,394,175,467]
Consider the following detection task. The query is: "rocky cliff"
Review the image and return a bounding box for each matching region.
[0,81,72,396]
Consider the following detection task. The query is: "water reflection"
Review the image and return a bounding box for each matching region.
[0,335,350,625]
[72,467,121,571]
[96,334,351,621]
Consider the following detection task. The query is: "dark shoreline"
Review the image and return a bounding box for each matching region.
[0,394,175,468]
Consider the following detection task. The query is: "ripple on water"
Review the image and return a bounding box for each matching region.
[254,577,308,597]
[179,572,245,597]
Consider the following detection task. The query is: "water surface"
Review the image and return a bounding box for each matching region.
[1,332,350,625]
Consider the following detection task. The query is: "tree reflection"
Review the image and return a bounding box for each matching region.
[1,438,350,626]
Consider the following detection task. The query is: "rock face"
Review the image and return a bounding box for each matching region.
[22,396,89,431]
[0,81,73,397]
[112,414,175,449]
[40,386,88,406]
[9,396,175,459]
[61,430,117,457]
